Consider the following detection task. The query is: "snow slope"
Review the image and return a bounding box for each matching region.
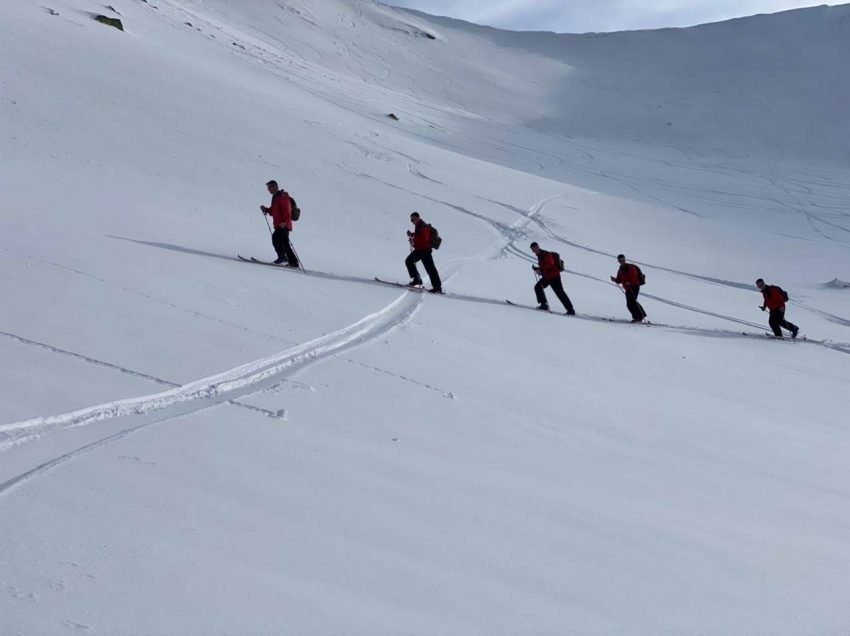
[1,0,849,633]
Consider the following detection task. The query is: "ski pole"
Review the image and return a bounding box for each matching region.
[291,241,304,271]
[263,211,273,235]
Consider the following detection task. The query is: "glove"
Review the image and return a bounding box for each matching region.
[760,305,766,311]
[610,276,617,282]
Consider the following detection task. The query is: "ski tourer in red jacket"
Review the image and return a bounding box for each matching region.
[405,211,442,292]
[610,254,647,322]
[756,278,798,338]
[529,242,575,314]
[260,180,299,267]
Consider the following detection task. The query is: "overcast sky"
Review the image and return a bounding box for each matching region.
[385,1,839,33]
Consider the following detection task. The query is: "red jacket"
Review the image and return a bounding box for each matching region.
[536,250,561,281]
[614,263,641,289]
[267,190,292,231]
[409,220,432,251]
[761,285,786,311]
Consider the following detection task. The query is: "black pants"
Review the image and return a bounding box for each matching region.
[625,287,646,321]
[768,308,797,337]
[535,276,575,313]
[272,227,299,266]
[405,249,441,290]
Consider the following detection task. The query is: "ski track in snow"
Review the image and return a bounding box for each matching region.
[0,293,424,493]
[0,329,177,389]
[236,250,850,355]
[347,161,848,331]
[0,245,294,345]
[0,330,294,421]
[11,208,842,460]
[18,184,844,501]
[397,175,850,350]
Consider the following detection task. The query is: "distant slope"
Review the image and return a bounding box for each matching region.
[150,1,850,165]
[395,3,850,165]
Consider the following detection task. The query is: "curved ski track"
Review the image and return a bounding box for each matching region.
[0,293,422,495]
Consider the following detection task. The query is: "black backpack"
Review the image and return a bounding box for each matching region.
[429,224,442,250]
[551,251,565,272]
[775,286,789,301]
[289,195,301,221]
[634,265,646,286]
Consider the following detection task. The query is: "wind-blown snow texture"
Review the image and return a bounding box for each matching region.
[2,0,849,633]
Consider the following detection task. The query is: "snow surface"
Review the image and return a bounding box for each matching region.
[2,0,850,633]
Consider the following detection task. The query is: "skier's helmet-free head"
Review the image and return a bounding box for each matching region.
[617,254,626,264]
[755,278,766,289]
[410,211,421,223]
[266,180,279,193]
[530,242,541,254]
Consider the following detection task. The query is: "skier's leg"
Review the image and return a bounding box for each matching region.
[281,228,299,266]
[633,287,647,319]
[421,250,442,290]
[534,280,548,308]
[405,251,422,284]
[271,227,287,260]
[768,310,783,337]
[550,276,575,313]
[625,288,643,321]
[778,309,799,336]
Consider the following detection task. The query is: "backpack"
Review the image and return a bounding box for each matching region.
[289,195,301,222]
[634,265,646,286]
[429,224,442,250]
[551,251,565,272]
[776,286,789,301]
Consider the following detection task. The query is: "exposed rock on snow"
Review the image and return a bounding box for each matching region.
[94,14,123,30]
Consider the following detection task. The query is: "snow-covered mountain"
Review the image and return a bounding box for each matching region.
[1,0,849,633]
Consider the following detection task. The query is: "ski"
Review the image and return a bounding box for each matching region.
[741,331,806,342]
[762,332,805,342]
[237,255,303,272]
[506,299,555,314]
[374,278,445,294]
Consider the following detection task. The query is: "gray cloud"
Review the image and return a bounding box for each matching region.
[385,0,838,32]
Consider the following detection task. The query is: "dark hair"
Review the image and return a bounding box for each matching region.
[755,278,765,285]
[530,242,539,249]
[617,254,626,260]
[266,180,278,188]
[410,211,420,219]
